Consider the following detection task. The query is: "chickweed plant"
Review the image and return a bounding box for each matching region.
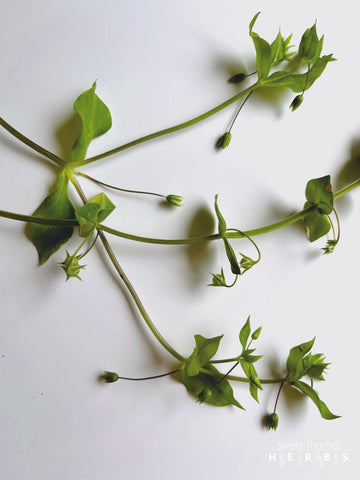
[1,14,356,429]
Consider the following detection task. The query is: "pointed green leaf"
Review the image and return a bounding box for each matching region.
[75,193,115,238]
[286,338,315,381]
[239,316,251,351]
[271,31,286,65]
[292,380,340,420]
[31,172,75,264]
[70,82,112,163]
[298,23,320,61]
[185,334,223,377]
[249,12,261,33]
[240,359,262,402]
[252,37,272,80]
[214,194,227,234]
[180,364,243,408]
[265,55,334,92]
[249,14,272,80]
[302,353,329,380]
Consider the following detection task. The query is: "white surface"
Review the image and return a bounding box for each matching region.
[0,1,359,479]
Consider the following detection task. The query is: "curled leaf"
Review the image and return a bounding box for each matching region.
[70,82,112,163]
[292,380,340,420]
[75,193,115,238]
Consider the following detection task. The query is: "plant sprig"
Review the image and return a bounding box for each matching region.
[0,14,349,429]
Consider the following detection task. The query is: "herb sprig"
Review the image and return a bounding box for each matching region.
[0,14,350,428]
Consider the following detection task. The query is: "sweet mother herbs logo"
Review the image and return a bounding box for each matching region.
[268,440,349,469]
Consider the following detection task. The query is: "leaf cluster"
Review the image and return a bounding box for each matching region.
[247,13,334,104]
[286,338,338,420]
[303,175,333,242]
[180,317,263,408]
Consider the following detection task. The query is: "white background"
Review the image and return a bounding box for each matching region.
[0,1,359,478]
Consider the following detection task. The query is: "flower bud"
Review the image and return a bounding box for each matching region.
[265,412,279,431]
[216,132,232,149]
[251,327,262,340]
[59,251,86,281]
[103,371,119,383]
[289,95,303,112]
[228,73,246,84]
[208,271,227,287]
[165,194,183,207]
[197,388,212,403]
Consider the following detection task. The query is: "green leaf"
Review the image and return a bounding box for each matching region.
[286,338,315,381]
[298,23,320,61]
[214,194,226,234]
[180,364,243,408]
[242,354,263,364]
[75,193,115,238]
[239,316,251,351]
[302,353,329,380]
[303,175,333,242]
[249,12,261,32]
[304,210,331,242]
[31,172,75,264]
[185,334,223,377]
[270,31,297,65]
[265,55,334,92]
[292,380,340,420]
[240,359,262,402]
[305,175,333,215]
[70,82,112,163]
[249,13,272,80]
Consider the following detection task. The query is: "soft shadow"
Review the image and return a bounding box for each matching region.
[184,205,216,287]
[334,136,360,213]
[261,198,308,238]
[55,112,82,162]
[251,86,291,118]
[212,53,254,82]
[335,137,360,187]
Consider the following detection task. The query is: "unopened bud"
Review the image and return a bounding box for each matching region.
[265,412,279,431]
[251,327,262,340]
[289,95,303,112]
[197,388,212,403]
[165,194,183,207]
[216,131,232,149]
[228,73,246,84]
[102,371,119,383]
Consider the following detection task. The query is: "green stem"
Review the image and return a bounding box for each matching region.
[273,380,285,413]
[0,209,78,226]
[211,356,240,364]
[112,369,179,381]
[199,367,286,384]
[0,64,306,169]
[76,171,165,199]
[333,177,360,199]
[2,173,360,242]
[98,205,316,245]
[68,174,185,362]
[72,83,260,167]
[0,117,64,167]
